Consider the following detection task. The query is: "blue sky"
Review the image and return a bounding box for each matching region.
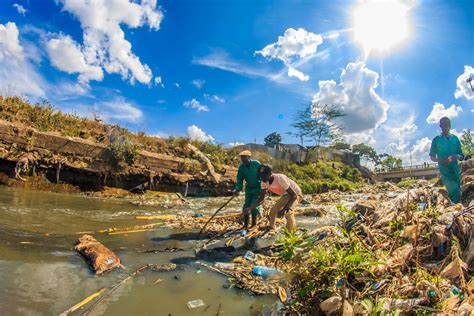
[0,0,472,165]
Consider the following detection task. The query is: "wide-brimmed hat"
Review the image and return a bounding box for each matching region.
[239,150,252,156]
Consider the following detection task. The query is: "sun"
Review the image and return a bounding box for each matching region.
[353,0,411,54]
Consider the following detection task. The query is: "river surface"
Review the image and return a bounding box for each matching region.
[0,186,281,316]
[0,186,363,316]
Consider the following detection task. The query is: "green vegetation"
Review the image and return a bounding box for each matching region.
[396,178,418,188]
[273,160,363,193]
[263,132,282,148]
[276,220,379,314]
[461,129,473,154]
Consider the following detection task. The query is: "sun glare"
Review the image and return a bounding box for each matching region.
[353,0,411,54]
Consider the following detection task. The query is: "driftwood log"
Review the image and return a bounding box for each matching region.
[75,234,121,274]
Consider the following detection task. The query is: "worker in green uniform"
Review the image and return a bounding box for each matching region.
[429,117,464,204]
[233,150,261,229]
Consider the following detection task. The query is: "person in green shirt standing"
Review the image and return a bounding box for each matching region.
[233,150,261,229]
[429,117,464,204]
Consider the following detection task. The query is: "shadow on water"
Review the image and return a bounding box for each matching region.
[151,231,204,242]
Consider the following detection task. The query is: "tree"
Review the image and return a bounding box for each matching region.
[290,103,345,147]
[380,155,402,170]
[264,132,282,148]
[330,141,352,151]
[461,129,473,154]
[352,143,379,165]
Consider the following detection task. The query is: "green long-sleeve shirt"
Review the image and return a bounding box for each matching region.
[235,160,261,192]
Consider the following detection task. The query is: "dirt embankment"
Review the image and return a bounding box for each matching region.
[0,119,237,196]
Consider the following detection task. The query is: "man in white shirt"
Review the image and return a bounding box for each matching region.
[244,164,303,232]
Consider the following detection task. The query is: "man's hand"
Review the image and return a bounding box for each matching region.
[232,190,241,197]
[447,155,459,163]
[243,207,251,215]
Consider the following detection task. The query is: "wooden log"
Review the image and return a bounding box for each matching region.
[75,235,121,274]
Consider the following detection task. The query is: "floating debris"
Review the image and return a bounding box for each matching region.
[75,235,121,275]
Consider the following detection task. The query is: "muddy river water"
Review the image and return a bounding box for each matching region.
[0,186,362,315]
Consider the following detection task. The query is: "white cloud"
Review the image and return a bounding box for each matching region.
[385,137,432,166]
[154,76,164,88]
[256,28,323,64]
[287,66,309,81]
[0,22,23,59]
[312,61,389,134]
[174,83,181,88]
[228,142,244,147]
[344,132,376,145]
[0,22,45,97]
[256,28,323,81]
[193,50,279,81]
[183,98,209,112]
[94,98,143,123]
[49,0,164,84]
[387,113,418,138]
[426,102,462,124]
[187,125,215,143]
[13,3,27,16]
[454,65,474,101]
[204,94,225,103]
[47,34,104,83]
[191,79,205,89]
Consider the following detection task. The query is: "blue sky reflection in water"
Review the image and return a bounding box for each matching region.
[0,0,473,165]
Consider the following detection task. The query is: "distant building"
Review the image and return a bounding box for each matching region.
[236,143,360,167]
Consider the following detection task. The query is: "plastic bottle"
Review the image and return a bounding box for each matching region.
[240,229,246,237]
[252,265,281,278]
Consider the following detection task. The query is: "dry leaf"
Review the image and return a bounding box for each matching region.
[278,286,287,303]
[440,257,468,280]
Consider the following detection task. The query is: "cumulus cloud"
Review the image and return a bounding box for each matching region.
[312,61,389,134]
[344,132,376,145]
[48,0,163,84]
[204,94,225,103]
[228,142,244,147]
[426,102,462,124]
[454,65,474,101]
[0,22,23,58]
[0,22,45,97]
[385,114,417,142]
[191,79,205,89]
[47,34,103,83]
[13,3,27,16]
[256,28,323,81]
[187,125,214,143]
[385,137,432,166]
[183,99,209,112]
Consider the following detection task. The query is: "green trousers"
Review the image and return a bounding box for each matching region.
[440,166,461,204]
[243,188,261,228]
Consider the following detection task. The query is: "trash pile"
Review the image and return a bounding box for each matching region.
[199,252,284,295]
[272,179,473,314]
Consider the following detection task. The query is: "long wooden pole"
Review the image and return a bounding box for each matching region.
[198,196,235,237]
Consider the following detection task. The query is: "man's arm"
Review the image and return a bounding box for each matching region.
[279,186,298,215]
[234,167,244,194]
[243,189,267,214]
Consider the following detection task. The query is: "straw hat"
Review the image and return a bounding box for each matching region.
[239,150,252,156]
